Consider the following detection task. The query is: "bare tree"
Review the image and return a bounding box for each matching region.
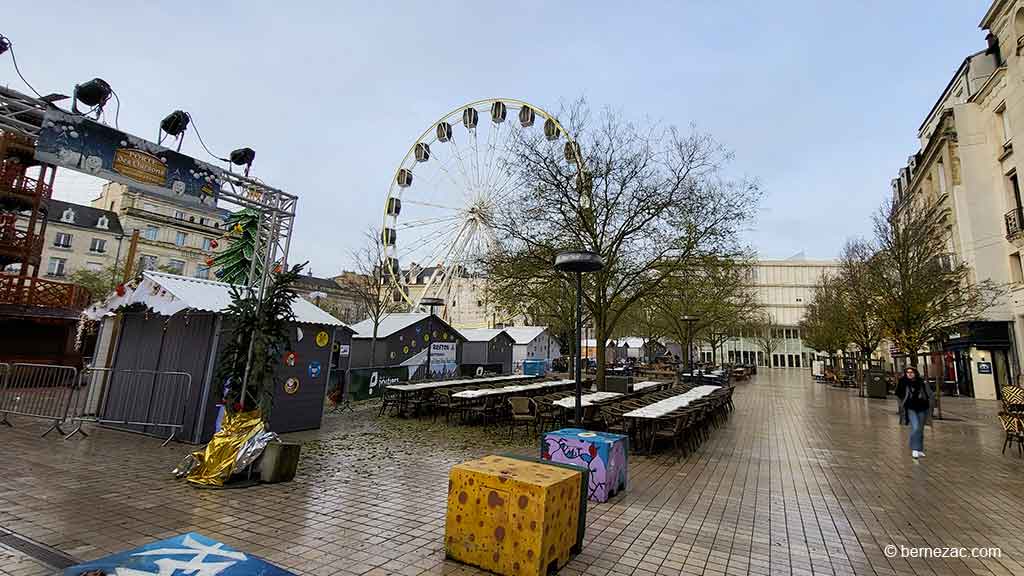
[751,312,783,368]
[486,100,760,389]
[838,240,885,383]
[338,229,404,367]
[868,193,1001,415]
[653,257,759,366]
[799,272,850,373]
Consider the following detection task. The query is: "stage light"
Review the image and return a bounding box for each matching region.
[160,110,190,137]
[72,78,112,117]
[74,78,111,107]
[230,147,255,176]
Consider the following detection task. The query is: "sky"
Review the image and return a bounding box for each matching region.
[3,0,992,273]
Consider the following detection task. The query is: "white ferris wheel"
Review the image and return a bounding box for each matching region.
[381,98,584,319]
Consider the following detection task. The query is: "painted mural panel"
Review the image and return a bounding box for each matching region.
[541,428,628,502]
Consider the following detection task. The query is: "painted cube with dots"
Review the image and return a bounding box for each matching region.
[445,455,582,576]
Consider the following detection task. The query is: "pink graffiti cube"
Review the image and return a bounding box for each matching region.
[541,428,628,502]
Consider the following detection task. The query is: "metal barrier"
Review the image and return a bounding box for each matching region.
[0,363,78,437]
[65,367,192,446]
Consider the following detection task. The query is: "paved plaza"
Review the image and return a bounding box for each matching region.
[2,370,1023,576]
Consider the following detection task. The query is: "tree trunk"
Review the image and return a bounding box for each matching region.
[595,318,608,391]
[370,322,379,369]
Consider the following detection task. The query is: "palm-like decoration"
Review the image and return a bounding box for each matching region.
[213,208,264,285]
[218,262,305,420]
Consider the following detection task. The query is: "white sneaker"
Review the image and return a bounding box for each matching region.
[911,450,920,458]
[917,451,925,457]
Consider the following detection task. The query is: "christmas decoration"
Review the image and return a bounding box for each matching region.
[212,208,264,285]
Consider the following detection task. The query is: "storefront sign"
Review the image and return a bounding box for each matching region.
[348,367,407,401]
[977,361,993,374]
[338,344,350,357]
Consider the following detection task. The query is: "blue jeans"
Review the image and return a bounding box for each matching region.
[907,409,926,452]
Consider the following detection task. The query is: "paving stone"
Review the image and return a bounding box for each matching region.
[1,370,1023,575]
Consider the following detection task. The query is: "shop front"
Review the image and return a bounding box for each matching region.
[945,321,1015,400]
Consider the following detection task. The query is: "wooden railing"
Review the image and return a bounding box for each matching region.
[0,275,90,309]
[0,161,52,203]
[0,220,42,260]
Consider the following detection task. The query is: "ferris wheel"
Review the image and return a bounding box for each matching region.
[382,98,584,318]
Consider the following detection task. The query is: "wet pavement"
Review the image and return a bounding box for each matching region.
[1,370,1023,576]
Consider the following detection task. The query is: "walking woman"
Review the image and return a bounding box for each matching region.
[895,366,934,458]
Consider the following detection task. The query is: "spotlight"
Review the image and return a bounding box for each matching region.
[159,110,190,150]
[0,36,9,56]
[229,147,255,176]
[160,110,190,137]
[72,78,112,116]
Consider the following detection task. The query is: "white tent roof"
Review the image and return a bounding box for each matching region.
[350,312,432,339]
[86,271,344,326]
[619,337,648,349]
[502,326,548,345]
[459,328,507,342]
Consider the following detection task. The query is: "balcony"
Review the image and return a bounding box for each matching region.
[0,220,42,267]
[0,275,90,311]
[1006,207,1024,247]
[0,161,52,210]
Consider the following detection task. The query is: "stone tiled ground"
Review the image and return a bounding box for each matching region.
[2,370,1024,575]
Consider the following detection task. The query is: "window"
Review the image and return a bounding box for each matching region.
[143,226,159,241]
[96,215,109,229]
[167,259,186,275]
[53,232,72,248]
[86,261,103,271]
[89,238,106,253]
[47,257,66,277]
[937,160,947,197]
[194,265,210,280]
[60,208,75,223]
[139,255,158,271]
[199,217,206,226]
[175,231,188,246]
[174,210,185,220]
[202,238,213,251]
[1012,253,1024,284]
[997,103,1012,148]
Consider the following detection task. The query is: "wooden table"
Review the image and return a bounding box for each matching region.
[623,385,721,452]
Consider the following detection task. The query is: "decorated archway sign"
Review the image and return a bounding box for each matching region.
[63,532,296,575]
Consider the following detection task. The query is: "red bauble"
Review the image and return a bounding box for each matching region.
[115,284,126,297]
[205,257,215,266]
[209,239,219,249]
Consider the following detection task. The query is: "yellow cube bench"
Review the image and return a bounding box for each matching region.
[446,455,582,576]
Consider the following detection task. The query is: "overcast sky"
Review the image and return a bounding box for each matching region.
[5,1,990,274]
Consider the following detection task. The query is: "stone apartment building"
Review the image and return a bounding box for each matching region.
[92,181,228,279]
[886,0,1024,398]
[36,199,125,281]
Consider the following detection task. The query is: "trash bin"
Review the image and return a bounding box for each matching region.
[522,359,547,376]
[865,371,887,398]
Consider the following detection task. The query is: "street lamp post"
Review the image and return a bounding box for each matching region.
[555,250,605,426]
[681,315,699,372]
